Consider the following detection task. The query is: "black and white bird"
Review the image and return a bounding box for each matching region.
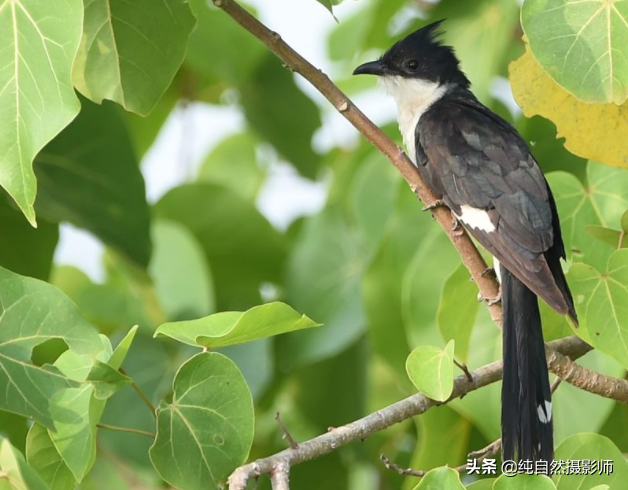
[353,20,578,462]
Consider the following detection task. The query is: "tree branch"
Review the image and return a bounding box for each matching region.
[211,0,502,326]
[227,336,595,489]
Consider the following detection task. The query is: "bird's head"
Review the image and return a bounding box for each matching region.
[353,20,470,106]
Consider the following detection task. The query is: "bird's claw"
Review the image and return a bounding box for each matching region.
[422,199,444,212]
[477,290,501,305]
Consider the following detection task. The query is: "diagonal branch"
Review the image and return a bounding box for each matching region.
[211,0,502,326]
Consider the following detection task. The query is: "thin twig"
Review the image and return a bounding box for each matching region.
[275,412,299,449]
[454,360,473,382]
[97,422,156,439]
[120,367,157,417]
[380,454,425,477]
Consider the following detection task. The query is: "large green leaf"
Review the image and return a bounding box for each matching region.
[0,193,58,280]
[0,266,103,428]
[0,0,82,225]
[240,54,322,179]
[555,433,628,488]
[430,0,520,102]
[26,424,75,490]
[547,163,628,271]
[46,328,137,481]
[155,301,318,348]
[411,467,465,490]
[570,249,628,369]
[35,98,151,267]
[494,474,556,489]
[276,206,367,368]
[185,0,265,85]
[522,0,628,104]
[0,437,50,490]
[149,219,215,322]
[406,341,455,402]
[154,183,286,310]
[150,352,254,490]
[362,186,430,382]
[197,132,265,202]
[437,264,480,361]
[73,0,195,115]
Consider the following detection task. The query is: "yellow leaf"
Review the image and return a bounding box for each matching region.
[509,47,628,169]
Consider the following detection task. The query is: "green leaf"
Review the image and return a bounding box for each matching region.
[348,154,399,244]
[185,0,266,84]
[108,325,138,370]
[0,194,58,280]
[438,264,480,361]
[430,0,520,102]
[411,467,464,490]
[149,352,254,490]
[522,0,628,104]
[149,219,215,321]
[48,384,96,481]
[0,0,82,225]
[35,98,151,267]
[570,249,628,369]
[585,225,622,249]
[86,361,132,400]
[0,437,50,490]
[0,267,103,428]
[155,301,318,348]
[240,54,322,178]
[26,424,75,490]
[154,183,286,310]
[362,187,431,381]
[494,474,556,489]
[622,209,628,233]
[555,433,628,489]
[198,132,265,201]
[276,206,367,368]
[73,0,195,115]
[406,340,455,402]
[547,162,628,271]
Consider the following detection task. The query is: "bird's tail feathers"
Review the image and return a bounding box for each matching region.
[501,267,554,463]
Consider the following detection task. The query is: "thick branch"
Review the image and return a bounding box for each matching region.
[547,345,628,403]
[227,336,593,489]
[211,0,502,326]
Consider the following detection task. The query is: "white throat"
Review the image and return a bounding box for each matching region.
[380,76,449,162]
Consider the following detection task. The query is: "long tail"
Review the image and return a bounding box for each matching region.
[501,266,553,462]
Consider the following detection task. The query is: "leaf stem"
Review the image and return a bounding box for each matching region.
[97,423,155,439]
[119,367,157,417]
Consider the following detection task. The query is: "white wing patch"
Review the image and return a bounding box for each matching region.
[493,257,502,283]
[455,205,496,233]
[537,400,552,424]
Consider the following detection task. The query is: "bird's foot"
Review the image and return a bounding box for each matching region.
[451,214,464,236]
[477,290,501,305]
[481,267,495,278]
[422,199,444,212]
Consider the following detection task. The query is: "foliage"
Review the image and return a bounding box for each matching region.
[0,0,626,489]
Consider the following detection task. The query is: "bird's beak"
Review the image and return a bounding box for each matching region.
[353,60,386,76]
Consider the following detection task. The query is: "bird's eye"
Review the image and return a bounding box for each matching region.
[405,60,420,71]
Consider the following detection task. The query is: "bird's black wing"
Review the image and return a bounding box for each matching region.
[416,91,574,318]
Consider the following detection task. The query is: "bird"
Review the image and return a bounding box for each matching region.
[353,20,578,463]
